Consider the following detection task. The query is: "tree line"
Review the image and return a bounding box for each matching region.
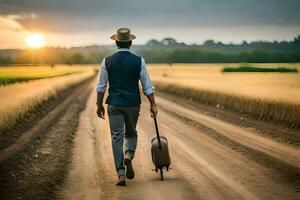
[0,35,300,64]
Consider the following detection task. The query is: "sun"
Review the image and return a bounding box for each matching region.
[26,33,46,48]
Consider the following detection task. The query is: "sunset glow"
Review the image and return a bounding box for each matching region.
[26,33,46,48]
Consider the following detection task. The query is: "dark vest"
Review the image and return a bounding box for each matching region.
[105,51,141,106]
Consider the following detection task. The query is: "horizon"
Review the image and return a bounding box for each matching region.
[1,34,300,51]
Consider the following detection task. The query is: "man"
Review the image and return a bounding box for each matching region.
[96,28,158,186]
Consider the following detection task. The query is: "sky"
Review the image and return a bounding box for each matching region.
[0,0,300,49]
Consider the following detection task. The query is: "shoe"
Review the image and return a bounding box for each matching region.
[116,175,126,186]
[124,156,135,179]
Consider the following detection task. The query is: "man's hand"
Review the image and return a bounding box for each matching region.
[97,104,105,119]
[150,104,158,118]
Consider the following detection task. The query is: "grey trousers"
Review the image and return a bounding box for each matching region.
[107,104,140,176]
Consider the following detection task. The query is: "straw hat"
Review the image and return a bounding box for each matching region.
[110,28,136,42]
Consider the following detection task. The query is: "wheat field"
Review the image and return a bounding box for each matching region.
[0,67,95,134]
[148,63,300,104]
[148,63,300,127]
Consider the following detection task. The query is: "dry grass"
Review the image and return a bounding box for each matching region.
[148,63,300,128]
[0,68,95,134]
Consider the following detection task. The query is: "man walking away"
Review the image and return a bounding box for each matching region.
[96,28,158,186]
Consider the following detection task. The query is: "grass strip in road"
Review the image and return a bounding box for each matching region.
[222,66,298,73]
[154,81,300,129]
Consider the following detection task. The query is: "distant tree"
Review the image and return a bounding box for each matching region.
[242,40,248,45]
[214,42,224,48]
[65,53,86,64]
[147,39,161,46]
[294,35,300,45]
[161,38,177,46]
[0,55,13,64]
[203,40,216,46]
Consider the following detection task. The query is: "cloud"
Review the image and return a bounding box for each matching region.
[0,15,24,31]
[0,15,29,48]
[0,0,299,34]
[0,0,300,48]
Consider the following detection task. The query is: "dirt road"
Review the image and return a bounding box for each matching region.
[1,77,300,200]
[59,84,300,200]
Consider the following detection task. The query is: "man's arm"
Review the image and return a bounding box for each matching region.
[96,92,105,119]
[97,92,105,105]
[96,59,108,119]
[140,58,158,118]
[146,93,158,118]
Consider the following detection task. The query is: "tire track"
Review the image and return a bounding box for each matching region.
[156,96,300,186]
[145,103,299,199]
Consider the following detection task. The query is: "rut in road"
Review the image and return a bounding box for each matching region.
[60,89,300,200]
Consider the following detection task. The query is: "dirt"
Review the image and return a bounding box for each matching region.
[1,79,300,199]
[59,90,300,200]
[0,75,96,152]
[0,77,95,200]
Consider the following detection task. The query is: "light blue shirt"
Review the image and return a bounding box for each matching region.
[96,48,155,96]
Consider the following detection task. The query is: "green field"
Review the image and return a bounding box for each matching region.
[222,66,298,73]
[0,65,89,85]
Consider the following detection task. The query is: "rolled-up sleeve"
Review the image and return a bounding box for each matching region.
[140,57,155,96]
[96,58,108,93]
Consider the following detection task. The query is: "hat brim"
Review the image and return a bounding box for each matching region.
[110,34,136,42]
